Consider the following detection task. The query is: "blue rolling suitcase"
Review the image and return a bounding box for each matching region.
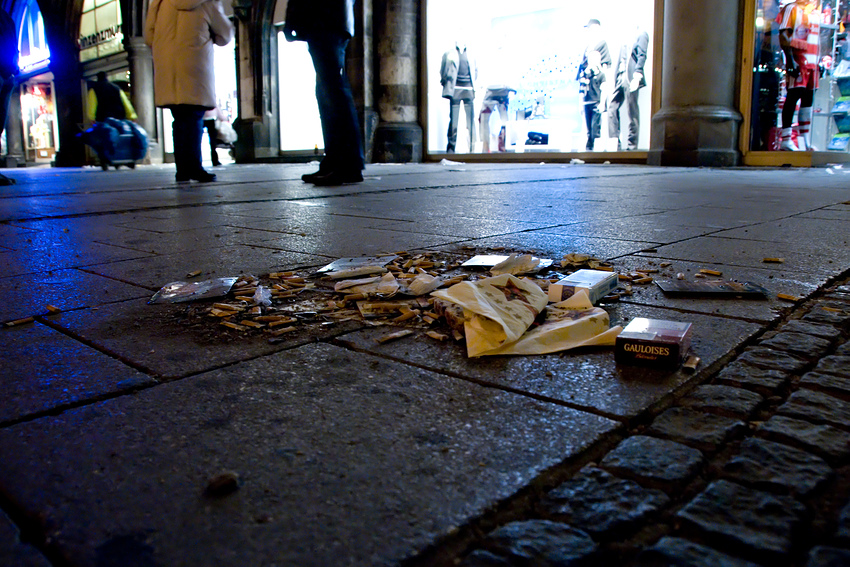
[80,118,148,170]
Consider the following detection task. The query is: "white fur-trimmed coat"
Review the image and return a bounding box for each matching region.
[144,0,233,109]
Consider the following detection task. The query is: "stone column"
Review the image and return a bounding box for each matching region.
[4,87,24,166]
[647,0,743,167]
[372,0,422,163]
[126,37,156,162]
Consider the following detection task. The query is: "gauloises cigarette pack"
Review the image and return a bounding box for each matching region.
[615,318,693,369]
[548,269,619,305]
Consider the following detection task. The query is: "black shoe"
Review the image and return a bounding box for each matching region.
[176,170,217,183]
[309,170,363,186]
[301,169,328,183]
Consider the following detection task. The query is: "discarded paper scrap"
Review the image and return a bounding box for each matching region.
[432,274,548,357]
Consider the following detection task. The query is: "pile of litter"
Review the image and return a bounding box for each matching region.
[147,247,779,363]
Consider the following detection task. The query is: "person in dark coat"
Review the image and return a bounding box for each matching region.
[0,8,18,185]
[284,0,364,186]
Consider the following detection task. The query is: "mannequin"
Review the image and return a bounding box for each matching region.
[608,27,649,150]
[440,41,477,153]
[577,19,611,151]
[778,0,819,151]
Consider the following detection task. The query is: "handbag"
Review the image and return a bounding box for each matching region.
[215,120,238,145]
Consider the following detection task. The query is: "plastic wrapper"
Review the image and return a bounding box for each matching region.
[149,277,239,304]
[253,285,272,306]
[431,274,548,357]
[490,253,542,276]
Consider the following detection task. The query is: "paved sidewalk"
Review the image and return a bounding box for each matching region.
[0,162,849,566]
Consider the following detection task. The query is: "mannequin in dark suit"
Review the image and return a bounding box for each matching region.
[440,42,476,153]
[608,28,649,150]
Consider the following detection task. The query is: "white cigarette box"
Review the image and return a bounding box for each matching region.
[548,269,619,304]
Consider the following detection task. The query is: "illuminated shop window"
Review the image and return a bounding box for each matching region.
[426,0,655,154]
[79,0,124,62]
[17,0,50,73]
[750,0,848,152]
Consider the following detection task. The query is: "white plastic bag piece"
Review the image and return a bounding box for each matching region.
[490,253,541,276]
[253,285,272,306]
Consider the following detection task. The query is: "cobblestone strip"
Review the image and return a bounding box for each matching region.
[450,283,850,567]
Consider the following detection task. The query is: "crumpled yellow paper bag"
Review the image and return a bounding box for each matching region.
[485,289,622,356]
[431,274,548,357]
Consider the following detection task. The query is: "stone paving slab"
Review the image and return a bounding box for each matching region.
[0,510,49,567]
[431,235,661,266]
[83,246,326,290]
[615,256,820,323]
[0,342,618,567]
[0,321,154,425]
[0,268,149,323]
[334,303,761,421]
[45,298,363,380]
[634,236,845,275]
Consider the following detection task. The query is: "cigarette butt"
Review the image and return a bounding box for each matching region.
[272,291,295,298]
[618,274,633,281]
[269,325,297,336]
[694,273,706,278]
[822,306,845,313]
[5,316,34,327]
[343,293,366,302]
[683,355,700,372]
[250,307,262,315]
[46,305,62,313]
[186,270,202,277]
[422,315,437,325]
[210,308,236,318]
[595,266,615,272]
[221,321,248,331]
[699,269,723,276]
[762,258,785,263]
[676,273,686,280]
[375,329,414,344]
[240,320,265,329]
[255,315,295,322]
[659,262,672,268]
[426,330,449,341]
[633,276,653,285]
[452,329,464,341]
[269,318,298,327]
[777,293,800,302]
[212,303,242,311]
[392,309,419,322]
[360,302,406,311]
[636,268,659,274]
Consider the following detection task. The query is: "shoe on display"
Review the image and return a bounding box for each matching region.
[310,170,363,186]
[779,139,800,151]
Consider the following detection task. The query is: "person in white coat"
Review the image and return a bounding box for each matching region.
[145,0,233,182]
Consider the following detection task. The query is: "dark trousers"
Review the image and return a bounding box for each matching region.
[171,105,206,176]
[447,91,474,153]
[307,32,364,173]
[608,87,641,149]
[584,103,601,150]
